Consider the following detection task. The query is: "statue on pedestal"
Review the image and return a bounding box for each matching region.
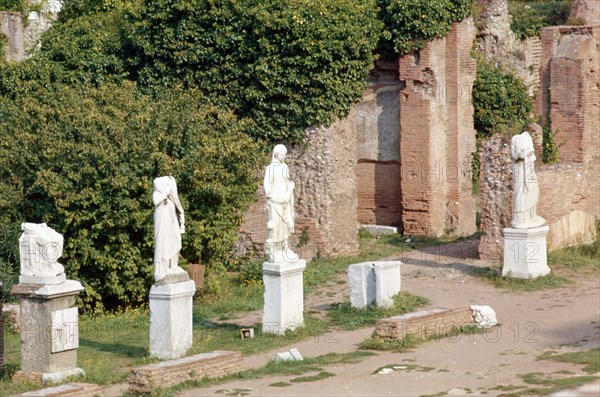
[153,176,189,284]
[263,144,298,263]
[510,131,545,229]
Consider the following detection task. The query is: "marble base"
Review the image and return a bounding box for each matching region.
[149,280,196,360]
[10,280,84,376]
[348,261,402,309]
[262,260,306,335]
[503,226,550,279]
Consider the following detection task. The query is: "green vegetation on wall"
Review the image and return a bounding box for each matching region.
[377,0,473,55]
[472,61,532,138]
[129,0,383,141]
[509,0,572,40]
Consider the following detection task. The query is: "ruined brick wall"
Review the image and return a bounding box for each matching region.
[476,0,542,96]
[239,120,360,260]
[399,18,477,237]
[0,11,25,62]
[478,137,512,260]
[355,82,402,227]
[571,0,600,25]
[480,23,599,258]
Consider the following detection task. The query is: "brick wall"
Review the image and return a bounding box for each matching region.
[571,0,600,25]
[0,11,25,62]
[376,307,474,340]
[128,350,243,393]
[355,82,402,227]
[399,18,477,237]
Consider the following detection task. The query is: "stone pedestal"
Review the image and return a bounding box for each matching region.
[149,280,195,360]
[502,226,550,278]
[348,261,402,309]
[11,280,85,383]
[262,260,306,335]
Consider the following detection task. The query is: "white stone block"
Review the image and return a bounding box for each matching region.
[348,261,401,309]
[41,368,85,384]
[470,305,497,328]
[262,260,306,335]
[359,225,399,236]
[149,280,196,360]
[502,226,550,279]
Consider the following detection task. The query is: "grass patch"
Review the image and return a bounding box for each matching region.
[500,372,600,396]
[269,381,292,387]
[289,371,334,383]
[538,349,600,374]
[327,292,429,330]
[470,266,568,291]
[548,239,600,273]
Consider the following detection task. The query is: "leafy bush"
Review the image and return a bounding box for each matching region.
[0,81,260,311]
[509,0,571,40]
[0,0,25,13]
[377,0,473,55]
[128,0,382,141]
[472,61,532,138]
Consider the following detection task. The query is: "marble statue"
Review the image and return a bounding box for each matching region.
[153,176,189,283]
[19,223,66,283]
[263,144,298,263]
[510,131,545,229]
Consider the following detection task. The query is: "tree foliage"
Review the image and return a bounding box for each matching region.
[377,0,473,55]
[472,61,532,138]
[128,0,382,141]
[0,82,259,310]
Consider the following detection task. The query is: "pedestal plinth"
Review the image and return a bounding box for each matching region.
[503,225,550,278]
[11,280,85,383]
[149,280,195,359]
[262,260,306,335]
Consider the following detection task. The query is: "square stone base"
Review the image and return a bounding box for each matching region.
[262,260,306,335]
[348,261,402,309]
[149,280,196,360]
[503,226,550,279]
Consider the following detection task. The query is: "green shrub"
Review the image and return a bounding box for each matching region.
[0,82,260,311]
[472,61,532,138]
[0,0,26,13]
[377,0,473,56]
[128,0,382,141]
[509,0,571,40]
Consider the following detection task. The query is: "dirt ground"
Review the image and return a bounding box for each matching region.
[108,238,600,397]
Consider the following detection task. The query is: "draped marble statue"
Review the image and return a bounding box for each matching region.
[153,176,189,283]
[510,131,545,229]
[263,144,298,263]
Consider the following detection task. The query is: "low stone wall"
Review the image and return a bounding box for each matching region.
[128,350,243,393]
[13,383,103,397]
[375,307,474,340]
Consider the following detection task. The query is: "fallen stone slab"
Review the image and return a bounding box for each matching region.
[12,383,103,397]
[375,307,474,340]
[359,225,399,236]
[128,350,243,393]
